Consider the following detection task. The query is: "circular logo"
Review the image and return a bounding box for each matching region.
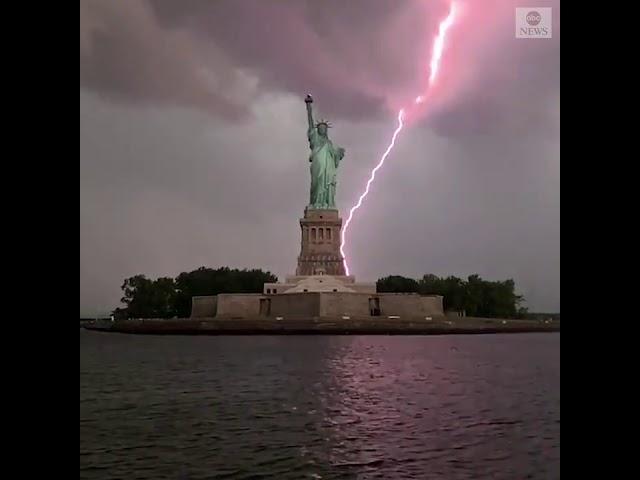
[526,11,542,26]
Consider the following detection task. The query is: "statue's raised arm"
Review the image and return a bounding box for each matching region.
[305,94,314,132]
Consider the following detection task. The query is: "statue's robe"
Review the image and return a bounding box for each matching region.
[308,127,344,209]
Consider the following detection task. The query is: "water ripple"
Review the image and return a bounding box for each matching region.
[81,332,559,479]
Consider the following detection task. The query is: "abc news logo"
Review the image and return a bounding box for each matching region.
[516,7,552,38]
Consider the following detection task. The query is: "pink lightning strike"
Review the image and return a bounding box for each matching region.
[340,1,458,276]
[339,109,405,274]
[428,1,458,86]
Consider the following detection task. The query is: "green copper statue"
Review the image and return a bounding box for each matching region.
[305,94,345,210]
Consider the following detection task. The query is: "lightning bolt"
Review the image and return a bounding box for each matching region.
[428,1,458,87]
[340,1,459,276]
[339,109,405,274]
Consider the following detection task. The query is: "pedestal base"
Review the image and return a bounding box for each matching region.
[296,208,346,276]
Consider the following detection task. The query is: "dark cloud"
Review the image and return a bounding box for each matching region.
[81,0,451,119]
[81,0,559,126]
[147,0,442,118]
[80,0,254,120]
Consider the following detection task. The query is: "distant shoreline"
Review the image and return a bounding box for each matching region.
[83,316,559,336]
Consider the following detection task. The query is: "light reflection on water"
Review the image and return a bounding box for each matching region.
[80,332,559,479]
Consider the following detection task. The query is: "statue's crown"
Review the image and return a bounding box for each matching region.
[316,119,332,128]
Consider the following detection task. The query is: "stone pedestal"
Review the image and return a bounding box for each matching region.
[296,208,346,276]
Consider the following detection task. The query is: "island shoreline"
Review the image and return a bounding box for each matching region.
[83,317,559,336]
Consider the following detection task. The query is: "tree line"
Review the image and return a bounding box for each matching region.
[114,268,526,319]
[113,267,277,319]
[377,274,527,318]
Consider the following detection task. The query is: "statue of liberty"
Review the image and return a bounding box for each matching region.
[305,95,345,210]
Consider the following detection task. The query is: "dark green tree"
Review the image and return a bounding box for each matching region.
[119,275,176,318]
[376,275,420,293]
[419,275,467,312]
[378,273,527,318]
[114,267,278,318]
[172,267,277,317]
